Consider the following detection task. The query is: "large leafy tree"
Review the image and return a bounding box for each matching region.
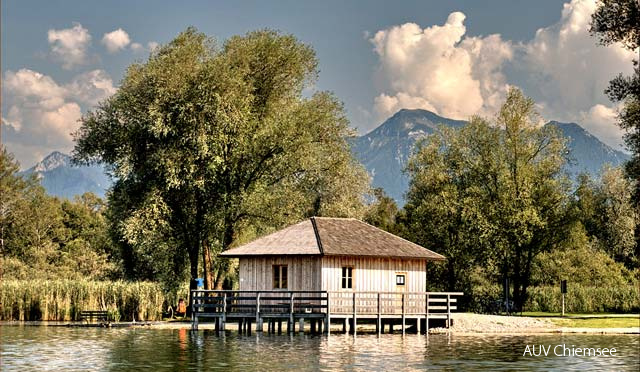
[590,0,640,265]
[73,28,368,294]
[404,89,570,309]
[590,0,639,197]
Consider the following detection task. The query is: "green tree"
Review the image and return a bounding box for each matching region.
[597,166,637,266]
[364,188,401,234]
[572,167,638,267]
[590,0,640,198]
[73,28,368,296]
[1,149,115,280]
[531,223,636,288]
[404,89,570,309]
[0,147,37,258]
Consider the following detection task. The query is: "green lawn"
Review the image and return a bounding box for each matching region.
[520,312,640,328]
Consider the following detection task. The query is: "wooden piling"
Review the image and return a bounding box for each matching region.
[401,293,406,335]
[288,292,295,334]
[446,294,451,328]
[324,295,331,334]
[352,292,357,335]
[256,293,262,332]
[376,293,381,336]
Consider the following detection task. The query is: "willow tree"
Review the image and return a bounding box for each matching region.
[73,28,369,293]
[404,89,570,309]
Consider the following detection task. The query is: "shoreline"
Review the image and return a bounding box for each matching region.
[2,313,638,335]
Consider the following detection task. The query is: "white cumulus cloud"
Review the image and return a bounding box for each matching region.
[370,12,513,122]
[579,103,626,149]
[102,28,131,53]
[67,69,117,106]
[2,69,116,166]
[131,41,160,53]
[520,0,635,149]
[47,23,92,69]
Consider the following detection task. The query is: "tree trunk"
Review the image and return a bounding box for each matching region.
[214,258,228,290]
[202,238,214,290]
[186,246,199,316]
[512,244,523,311]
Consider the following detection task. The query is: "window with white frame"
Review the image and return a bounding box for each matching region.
[341,267,353,289]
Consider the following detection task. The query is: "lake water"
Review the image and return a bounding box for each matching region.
[1,325,638,371]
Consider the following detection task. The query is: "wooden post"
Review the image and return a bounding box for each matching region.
[446,294,451,328]
[343,318,347,333]
[289,292,295,334]
[401,293,406,335]
[324,292,331,335]
[376,292,381,336]
[191,290,196,330]
[222,293,227,331]
[417,317,421,334]
[277,320,282,334]
[299,318,304,333]
[352,292,357,335]
[256,292,262,332]
[425,293,429,332]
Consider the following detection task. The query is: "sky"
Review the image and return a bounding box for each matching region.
[1,0,636,168]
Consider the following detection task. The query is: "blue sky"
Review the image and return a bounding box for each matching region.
[1,0,634,167]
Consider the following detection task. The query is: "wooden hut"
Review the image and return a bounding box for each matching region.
[220,217,445,293]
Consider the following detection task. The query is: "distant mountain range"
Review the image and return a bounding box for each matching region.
[20,151,110,199]
[23,109,629,203]
[352,109,630,204]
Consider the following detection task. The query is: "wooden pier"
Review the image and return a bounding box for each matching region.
[191,290,463,334]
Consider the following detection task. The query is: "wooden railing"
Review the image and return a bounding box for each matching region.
[327,291,462,318]
[191,290,461,316]
[190,290,463,333]
[191,290,329,315]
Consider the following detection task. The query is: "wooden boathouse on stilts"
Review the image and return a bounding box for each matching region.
[191,217,462,334]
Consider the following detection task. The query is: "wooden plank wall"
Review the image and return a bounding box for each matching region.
[320,256,427,292]
[238,256,322,291]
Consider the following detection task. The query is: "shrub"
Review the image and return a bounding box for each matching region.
[469,283,640,313]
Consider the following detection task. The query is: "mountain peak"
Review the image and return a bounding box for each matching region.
[33,151,71,173]
[546,121,590,135]
[20,151,110,199]
[369,108,466,138]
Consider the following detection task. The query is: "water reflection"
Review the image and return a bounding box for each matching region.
[1,326,638,371]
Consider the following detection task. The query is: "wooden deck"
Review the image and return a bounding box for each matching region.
[191,290,463,334]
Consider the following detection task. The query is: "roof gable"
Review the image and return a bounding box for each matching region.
[314,218,443,259]
[221,217,444,260]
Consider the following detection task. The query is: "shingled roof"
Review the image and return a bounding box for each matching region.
[220,217,445,260]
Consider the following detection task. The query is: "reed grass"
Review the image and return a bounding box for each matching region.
[0,280,189,321]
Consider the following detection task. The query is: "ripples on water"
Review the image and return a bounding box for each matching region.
[1,326,638,371]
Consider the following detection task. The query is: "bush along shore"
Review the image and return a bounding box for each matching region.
[469,284,640,314]
[0,280,188,321]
